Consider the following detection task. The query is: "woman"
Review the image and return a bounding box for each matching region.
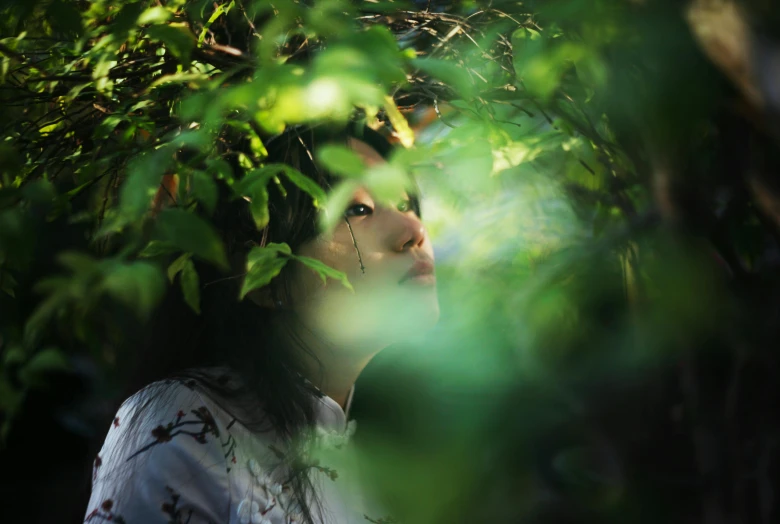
[84,125,439,524]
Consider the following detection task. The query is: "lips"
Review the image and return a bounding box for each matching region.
[399,259,435,284]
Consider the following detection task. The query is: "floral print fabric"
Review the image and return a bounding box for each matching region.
[84,379,369,524]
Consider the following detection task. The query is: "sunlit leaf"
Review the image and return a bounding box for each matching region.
[319,179,360,234]
[147,24,195,65]
[294,254,353,291]
[383,96,414,148]
[138,6,172,25]
[365,163,409,205]
[281,166,327,207]
[233,166,278,229]
[317,144,367,179]
[240,244,291,299]
[199,1,235,44]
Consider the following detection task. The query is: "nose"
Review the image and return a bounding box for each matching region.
[390,210,427,252]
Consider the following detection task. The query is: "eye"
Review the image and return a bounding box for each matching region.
[396,199,413,213]
[344,203,373,217]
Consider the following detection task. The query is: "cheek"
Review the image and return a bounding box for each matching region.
[293,234,365,298]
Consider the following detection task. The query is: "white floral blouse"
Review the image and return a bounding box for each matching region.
[84,377,382,524]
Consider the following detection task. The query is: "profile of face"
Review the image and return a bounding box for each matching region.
[287,138,439,353]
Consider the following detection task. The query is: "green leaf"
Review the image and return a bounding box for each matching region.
[167,253,192,282]
[247,242,291,268]
[316,145,367,179]
[294,255,353,291]
[383,96,414,148]
[23,281,69,348]
[56,251,96,273]
[281,166,327,207]
[47,0,83,35]
[180,258,200,314]
[138,6,172,25]
[18,348,70,388]
[411,58,475,98]
[191,170,218,215]
[249,183,270,229]
[138,240,179,258]
[22,179,56,204]
[233,166,278,229]
[206,158,234,182]
[232,165,277,199]
[3,346,25,366]
[0,269,17,298]
[147,24,195,66]
[199,1,235,44]
[240,244,290,299]
[112,2,145,35]
[319,179,360,234]
[102,261,166,320]
[120,148,172,221]
[153,208,228,269]
[365,163,409,205]
[511,26,543,74]
[94,115,126,141]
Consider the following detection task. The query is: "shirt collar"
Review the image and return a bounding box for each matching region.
[296,372,355,433]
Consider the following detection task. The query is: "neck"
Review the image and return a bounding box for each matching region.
[293,325,384,410]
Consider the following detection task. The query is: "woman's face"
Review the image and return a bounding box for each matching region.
[290,138,439,350]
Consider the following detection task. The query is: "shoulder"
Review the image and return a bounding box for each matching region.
[86,379,235,523]
[97,377,238,467]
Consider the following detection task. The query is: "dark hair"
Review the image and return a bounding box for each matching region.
[116,123,416,524]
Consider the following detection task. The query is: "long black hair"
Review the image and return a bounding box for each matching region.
[117,123,403,524]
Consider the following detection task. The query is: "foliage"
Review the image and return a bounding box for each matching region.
[2,0,780,523]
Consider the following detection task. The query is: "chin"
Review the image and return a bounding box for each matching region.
[316,285,440,348]
[374,285,441,343]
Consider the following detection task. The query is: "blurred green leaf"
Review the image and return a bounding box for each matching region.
[167,253,192,282]
[46,0,83,35]
[153,208,228,269]
[180,258,200,314]
[319,179,360,234]
[191,170,218,215]
[147,24,195,65]
[383,96,414,148]
[102,261,166,320]
[139,240,179,258]
[111,1,145,35]
[206,158,234,182]
[138,6,172,25]
[317,144,367,179]
[18,347,70,388]
[120,148,172,221]
[281,166,327,207]
[411,58,475,98]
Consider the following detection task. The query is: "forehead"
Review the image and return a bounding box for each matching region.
[347,137,385,167]
[343,138,415,204]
